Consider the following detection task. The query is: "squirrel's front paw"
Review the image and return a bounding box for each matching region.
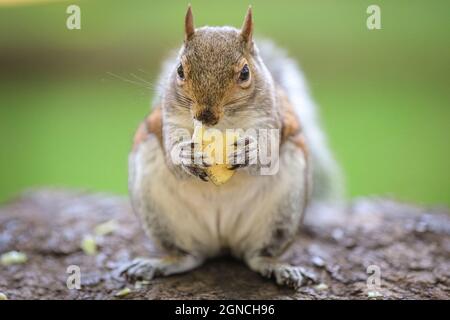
[227,135,258,170]
[178,140,212,181]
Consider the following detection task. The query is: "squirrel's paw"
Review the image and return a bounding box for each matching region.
[271,265,316,289]
[117,255,204,282]
[118,257,159,281]
[178,140,212,181]
[247,256,317,290]
[227,135,258,170]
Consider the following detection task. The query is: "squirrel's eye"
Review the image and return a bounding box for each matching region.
[177,64,185,80]
[239,64,250,82]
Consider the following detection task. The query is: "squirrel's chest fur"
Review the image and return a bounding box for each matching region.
[129,133,306,258]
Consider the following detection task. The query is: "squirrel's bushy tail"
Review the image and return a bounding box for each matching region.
[257,40,345,204]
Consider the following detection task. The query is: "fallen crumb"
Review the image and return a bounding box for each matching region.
[1,251,28,266]
[368,290,383,298]
[115,287,131,297]
[314,283,329,291]
[0,292,8,300]
[80,235,97,255]
[94,219,118,236]
[311,256,325,268]
[134,281,143,290]
[134,280,150,290]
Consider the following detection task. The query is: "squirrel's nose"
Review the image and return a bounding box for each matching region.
[195,109,219,126]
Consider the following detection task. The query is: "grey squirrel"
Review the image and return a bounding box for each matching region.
[123,6,343,289]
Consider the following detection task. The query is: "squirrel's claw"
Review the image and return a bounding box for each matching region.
[227,135,258,170]
[117,255,206,282]
[178,140,211,181]
[180,162,209,181]
[247,255,318,290]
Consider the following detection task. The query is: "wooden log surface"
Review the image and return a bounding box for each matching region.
[0,189,449,299]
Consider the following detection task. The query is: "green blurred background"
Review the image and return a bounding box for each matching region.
[0,0,449,206]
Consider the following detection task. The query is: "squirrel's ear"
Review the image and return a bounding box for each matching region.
[240,6,253,44]
[185,5,195,41]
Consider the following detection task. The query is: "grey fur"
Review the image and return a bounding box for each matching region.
[125,12,343,289]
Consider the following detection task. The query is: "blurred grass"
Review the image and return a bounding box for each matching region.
[0,0,449,206]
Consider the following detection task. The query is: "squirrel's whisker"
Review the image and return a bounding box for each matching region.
[165,96,192,110]
[137,68,153,76]
[106,72,152,90]
[130,73,154,88]
[224,95,252,108]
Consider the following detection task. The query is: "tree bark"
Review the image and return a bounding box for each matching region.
[0,189,448,299]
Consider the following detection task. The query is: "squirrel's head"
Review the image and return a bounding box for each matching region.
[171,5,264,127]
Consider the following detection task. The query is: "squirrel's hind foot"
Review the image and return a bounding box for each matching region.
[246,255,318,290]
[117,255,204,282]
